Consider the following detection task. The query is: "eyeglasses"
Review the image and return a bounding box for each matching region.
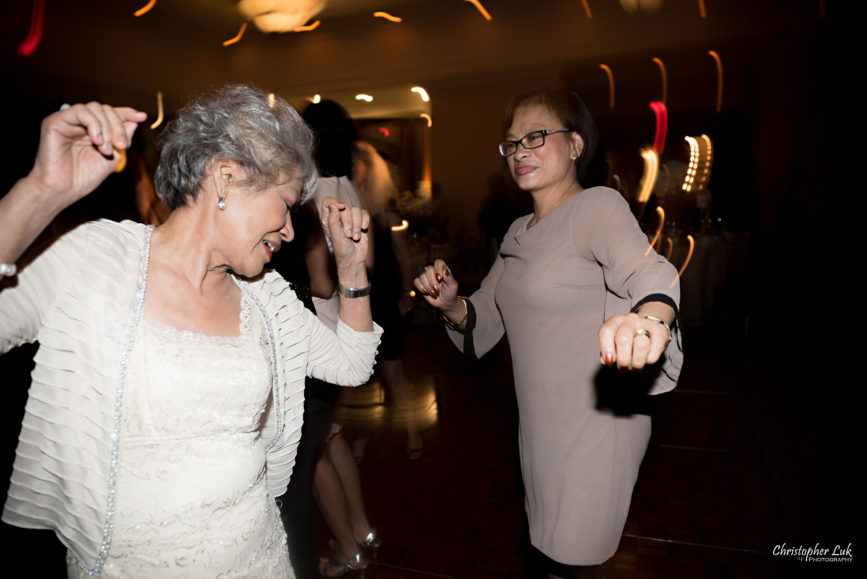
[498,128,571,158]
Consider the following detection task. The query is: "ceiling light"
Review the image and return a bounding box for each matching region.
[239,0,327,33]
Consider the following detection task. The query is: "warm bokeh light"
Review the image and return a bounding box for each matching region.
[134,0,157,17]
[649,101,668,154]
[708,50,723,113]
[391,220,409,232]
[267,93,275,108]
[149,91,164,130]
[239,0,326,33]
[652,57,667,105]
[222,22,247,46]
[646,206,665,256]
[663,237,674,261]
[114,149,128,174]
[17,0,45,57]
[683,136,699,193]
[420,113,432,127]
[312,94,321,103]
[682,135,713,193]
[581,0,593,18]
[674,235,695,284]
[373,11,402,23]
[294,20,321,32]
[638,148,659,204]
[464,0,492,21]
[697,0,707,18]
[620,0,664,15]
[599,64,615,108]
[355,94,373,102]
[411,86,430,102]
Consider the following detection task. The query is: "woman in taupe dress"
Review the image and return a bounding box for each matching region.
[414,88,683,578]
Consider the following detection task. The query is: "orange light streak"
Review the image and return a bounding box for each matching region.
[697,0,707,18]
[638,148,659,204]
[664,237,674,261]
[391,220,409,232]
[599,64,615,108]
[652,57,667,106]
[464,0,492,20]
[373,11,402,22]
[134,0,157,17]
[355,94,374,102]
[420,113,432,127]
[708,50,723,113]
[294,20,321,32]
[581,0,593,18]
[645,206,665,256]
[222,22,247,46]
[114,149,128,174]
[149,91,164,130]
[674,235,695,284]
[411,86,430,102]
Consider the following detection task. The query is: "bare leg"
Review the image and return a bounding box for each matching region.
[379,358,422,455]
[313,437,361,564]
[327,431,375,543]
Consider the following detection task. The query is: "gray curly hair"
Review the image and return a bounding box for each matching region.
[154,84,317,210]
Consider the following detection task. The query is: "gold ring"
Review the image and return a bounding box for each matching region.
[636,328,652,340]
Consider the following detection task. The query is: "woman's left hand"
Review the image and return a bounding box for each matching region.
[598,311,671,370]
[320,196,370,275]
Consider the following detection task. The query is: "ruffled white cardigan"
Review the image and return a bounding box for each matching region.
[0,220,381,573]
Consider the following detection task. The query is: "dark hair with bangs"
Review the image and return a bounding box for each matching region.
[503,87,598,181]
[154,83,317,210]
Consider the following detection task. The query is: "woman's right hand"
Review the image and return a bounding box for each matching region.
[413,259,459,311]
[28,102,147,208]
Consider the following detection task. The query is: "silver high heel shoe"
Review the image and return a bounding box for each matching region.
[359,529,382,558]
[319,551,369,578]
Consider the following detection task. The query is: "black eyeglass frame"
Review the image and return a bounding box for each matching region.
[498,128,572,158]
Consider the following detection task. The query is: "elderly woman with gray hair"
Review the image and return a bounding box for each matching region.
[0,84,380,577]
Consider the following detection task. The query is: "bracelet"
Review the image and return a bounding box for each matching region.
[644,315,672,342]
[336,282,372,298]
[0,262,17,278]
[443,297,468,329]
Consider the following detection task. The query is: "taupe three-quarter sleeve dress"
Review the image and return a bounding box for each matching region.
[448,187,683,565]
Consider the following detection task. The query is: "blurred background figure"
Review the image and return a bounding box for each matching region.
[352,141,423,460]
[293,99,382,577]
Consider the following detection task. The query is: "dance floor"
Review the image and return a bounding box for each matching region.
[0,321,850,577]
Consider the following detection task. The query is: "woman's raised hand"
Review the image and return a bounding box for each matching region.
[320,197,370,277]
[413,259,459,311]
[29,102,147,207]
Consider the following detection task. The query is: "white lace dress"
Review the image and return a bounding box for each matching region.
[67,294,293,577]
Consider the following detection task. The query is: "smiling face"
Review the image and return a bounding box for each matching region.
[505,103,584,194]
[215,163,302,278]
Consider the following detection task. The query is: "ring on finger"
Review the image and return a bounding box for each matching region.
[635,328,652,340]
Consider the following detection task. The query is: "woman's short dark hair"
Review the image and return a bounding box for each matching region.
[154,84,317,210]
[302,99,357,179]
[503,87,599,181]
